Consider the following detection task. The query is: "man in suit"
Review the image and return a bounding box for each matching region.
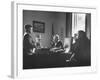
[71,30,90,66]
[23,24,36,55]
[23,24,36,69]
[50,34,63,52]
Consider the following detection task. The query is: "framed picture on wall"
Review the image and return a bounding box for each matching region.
[33,21,45,33]
[11,1,97,79]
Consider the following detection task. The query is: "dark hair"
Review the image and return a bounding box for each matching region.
[25,24,32,32]
[78,30,86,38]
[25,24,32,30]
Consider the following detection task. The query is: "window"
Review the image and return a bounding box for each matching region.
[72,13,86,37]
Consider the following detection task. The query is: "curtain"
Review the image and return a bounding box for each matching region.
[85,14,91,39]
[72,13,86,37]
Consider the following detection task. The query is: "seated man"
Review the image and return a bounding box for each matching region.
[23,24,36,55]
[50,34,63,52]
[71,30,90,65]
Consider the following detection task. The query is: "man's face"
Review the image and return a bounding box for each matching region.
[74,33,78,39]
[29,27,33,33]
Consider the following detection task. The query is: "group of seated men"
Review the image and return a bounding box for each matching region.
[23,24,90,65]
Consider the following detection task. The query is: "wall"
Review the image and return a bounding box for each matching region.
[0,0,100,80]
[66,13,72,37]
[23,10,66,47]
[23,10,54,47]
[54,12,66,44]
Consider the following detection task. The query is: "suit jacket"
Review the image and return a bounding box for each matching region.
[71,37,90,64]
[52,41,63,49]
[23,33,35,55]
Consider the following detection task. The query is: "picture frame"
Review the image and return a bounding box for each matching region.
[11,1,97,78]
[33,21,45,33]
